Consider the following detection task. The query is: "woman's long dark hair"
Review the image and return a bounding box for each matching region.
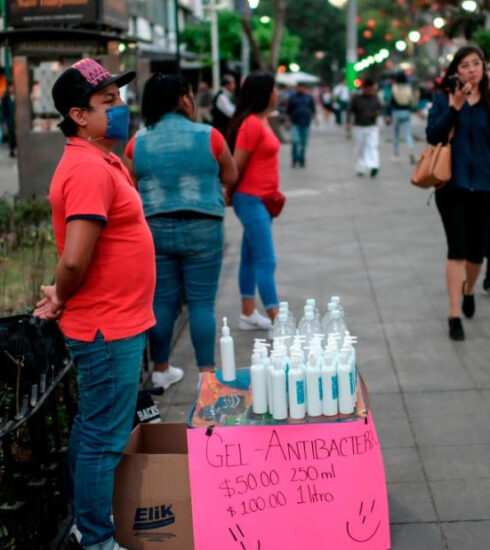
[141,73,191,127]
[227,72,276,150]
[440,45,490,115]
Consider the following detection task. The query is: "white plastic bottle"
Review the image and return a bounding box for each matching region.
[250,351,268,414]
[288,352,306,419]
[219,317,236,381]
[267,351,277,413]
[271,354,288,420]
[338,348,355,415]
[305,349,323,417]
[321,344,339,416]
[342,335,359,410]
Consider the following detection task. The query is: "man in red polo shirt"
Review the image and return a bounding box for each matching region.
[34,59,155,550]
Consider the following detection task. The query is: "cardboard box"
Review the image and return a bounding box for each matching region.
[113,423,194,549]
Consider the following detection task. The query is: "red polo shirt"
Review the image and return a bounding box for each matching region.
[49,138,156,341]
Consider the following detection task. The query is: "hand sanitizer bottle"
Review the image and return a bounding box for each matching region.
[321,344,339,416]
[288,351,306,419]
[251,351,268,414]
[306,349,322,417]
[220,317,236,382]
[338,348,355,414]
[271,354,288,420]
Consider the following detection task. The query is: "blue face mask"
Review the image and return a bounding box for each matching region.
[104,104,130,141]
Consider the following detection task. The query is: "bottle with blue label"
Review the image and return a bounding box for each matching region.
[306,348,322,417]
[271,353,288,420]
[288,351,306,419]
[321,343,339,416]
[250,351,268,414]
[337,347,355,415]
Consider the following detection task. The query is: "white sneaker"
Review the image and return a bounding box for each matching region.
[113,544,128,550]
[152,366,184,389]
[239,310,272,331]
[69,523,82,543]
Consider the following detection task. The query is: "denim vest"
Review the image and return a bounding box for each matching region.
[133,113,224,218]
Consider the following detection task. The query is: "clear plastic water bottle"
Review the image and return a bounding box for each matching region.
[322,302,337,335]
[306,298,321,325]
[325,310,346,348]
[278,301,296,334]
[272,311,293,346]
[298,306,319,346]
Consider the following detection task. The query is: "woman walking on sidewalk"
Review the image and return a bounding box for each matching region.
[227,72,281,329]
[125,74,237,382]
[426,46,490,341]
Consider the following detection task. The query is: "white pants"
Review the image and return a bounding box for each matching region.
[353,125,379,174]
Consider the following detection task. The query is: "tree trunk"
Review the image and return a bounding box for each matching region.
[269,0,287,71]
[240,1,266,70]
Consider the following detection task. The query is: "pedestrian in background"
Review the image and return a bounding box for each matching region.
[387,72,416,164]
[321,85,333,123]
[34,59,154,550]
[125,74,237,381]
[347,78,382,178]
[196,80,213,123]
[1,83,16,158]
[212,74,236,136]
[287,83,316,168]
[426,45,490,341]
[227,72,281,330]
[332,78,350,126]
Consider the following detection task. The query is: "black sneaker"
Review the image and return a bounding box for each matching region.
[448,317,465,341]
[370,168,379,178]
[462,282,475,318]
[483,277,490,295]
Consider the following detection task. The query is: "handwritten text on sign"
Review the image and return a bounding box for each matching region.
[187,415,390,550]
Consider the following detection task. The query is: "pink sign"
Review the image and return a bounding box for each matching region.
[187,414,390,550]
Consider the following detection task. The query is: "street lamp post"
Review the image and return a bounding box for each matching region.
[346,0,358,90]
[329,0,358,89]
[210,0,220,93]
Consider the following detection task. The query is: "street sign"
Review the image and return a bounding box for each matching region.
[7,0,128,31]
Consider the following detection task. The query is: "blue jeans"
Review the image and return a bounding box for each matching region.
[291,124,311,166]
[147,216,223,367]
[393,109,414,154]
[232,192,279,310]
[65,331,147,549]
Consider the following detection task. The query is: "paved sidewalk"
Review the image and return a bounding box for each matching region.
[0,146,19,196]
[157,122,490,550]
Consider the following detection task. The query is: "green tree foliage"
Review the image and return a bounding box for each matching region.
[181,9,300,68]
[473,29,490,58]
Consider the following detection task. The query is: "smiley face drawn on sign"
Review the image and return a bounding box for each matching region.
[346,499,381,543]
[228,523,261,549]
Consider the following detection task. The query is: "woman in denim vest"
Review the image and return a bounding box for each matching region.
[426,46,490,341]
[125,74,237,385]
[227,73,281,329]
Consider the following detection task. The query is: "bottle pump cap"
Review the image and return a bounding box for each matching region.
[222,317,230,337]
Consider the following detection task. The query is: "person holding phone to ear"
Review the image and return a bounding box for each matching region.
[426,46,490,341]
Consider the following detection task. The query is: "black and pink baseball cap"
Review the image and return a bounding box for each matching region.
[52,58,135,116]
